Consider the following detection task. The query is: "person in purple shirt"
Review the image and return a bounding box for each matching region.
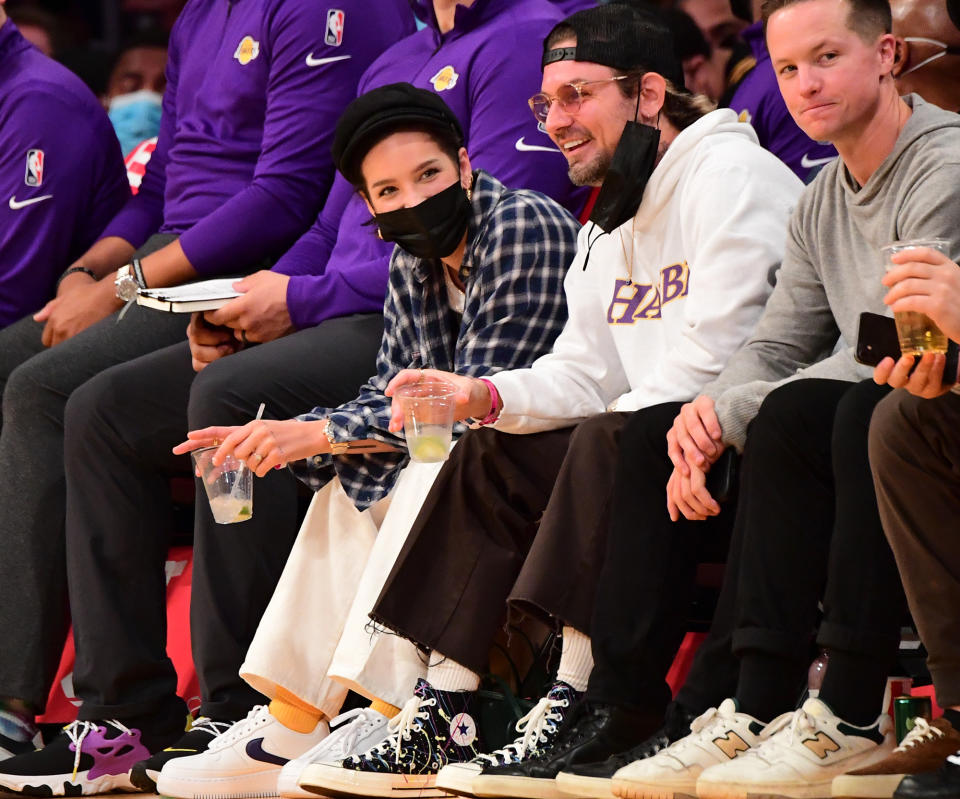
[0,9,129,329]
[728,20,838,181]
[0,0,585,793]
[0,0,412,784]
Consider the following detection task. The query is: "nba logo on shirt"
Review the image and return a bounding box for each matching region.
[325,9,344,46]
[25,149,44,187]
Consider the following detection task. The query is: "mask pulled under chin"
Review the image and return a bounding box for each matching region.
[374,180,472,260]
[588,120,660,233]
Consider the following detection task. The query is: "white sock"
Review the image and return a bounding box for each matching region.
[556,626,593,692]
[427,652,481,692]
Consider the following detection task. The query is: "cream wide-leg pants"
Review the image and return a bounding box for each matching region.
[240,460,445,717]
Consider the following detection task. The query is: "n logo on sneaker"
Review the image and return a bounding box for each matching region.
[245,738,289,766]
[712,731,751,759]
[802,732,841,759]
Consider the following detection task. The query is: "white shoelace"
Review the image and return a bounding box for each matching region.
[208,706,271,752]
[322,708,385,760]
[353,695,435,766]
[895,717,943,751]
[476,695,568,766]
[64,719,134,782]
[190,717,233,739]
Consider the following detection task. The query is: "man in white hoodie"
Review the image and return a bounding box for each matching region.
[294,6,802,799]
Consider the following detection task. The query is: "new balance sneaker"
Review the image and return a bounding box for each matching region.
[0,717,183,795]
[297,679,480,798]
[0,709,41,761]
[697,697,895,799]
[894,751,960,799]
[556,701,700,799]
[129,716,233,792]
[436,681,580,797]
[833,717,960,799]
[470,700,663,799]
[605,698,765,799]
[156,705,330,799]
[278,708,389,798]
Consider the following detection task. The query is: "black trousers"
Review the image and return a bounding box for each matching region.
[0,235,187,711]
[372,413,628,675]
[675,379,903,716]
[585,402,735,714]
[63,314,384,722]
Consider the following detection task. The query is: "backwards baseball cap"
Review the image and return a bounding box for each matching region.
[332,82,465,186]
[541,3,685,89]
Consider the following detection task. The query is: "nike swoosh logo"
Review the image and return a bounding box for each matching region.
[305,53,352,67]
[800,153,836,169]
[9,194,53,210]
[515,137,560,154]
[245,738,289,766]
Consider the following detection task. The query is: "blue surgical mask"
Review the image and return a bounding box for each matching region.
[108,90,163,157]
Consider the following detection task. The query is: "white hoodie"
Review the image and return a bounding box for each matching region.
[491,108,803,433]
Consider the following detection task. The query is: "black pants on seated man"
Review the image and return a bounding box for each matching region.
[62,313,384,725]
[567,379,905,796]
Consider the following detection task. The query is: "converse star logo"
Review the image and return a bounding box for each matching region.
[448,712,476,747]
[234,36,260,65]
[430,65,459,92]
[9,194,53,210]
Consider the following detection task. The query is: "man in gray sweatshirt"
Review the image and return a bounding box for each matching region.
[584,0,960,799]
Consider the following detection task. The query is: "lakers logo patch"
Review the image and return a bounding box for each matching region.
[738,108,752,124]
[25,149,44,187]
[430,65,459,92]
[325,9,345,46]
[234,36,260,65]
[448,712,476,747]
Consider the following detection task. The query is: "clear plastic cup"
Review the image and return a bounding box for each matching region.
[881,238,950,356]
[191,446,253,524]
[395,380,456,463]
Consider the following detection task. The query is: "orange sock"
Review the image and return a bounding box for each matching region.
[369,698,401,719]
[268,687,324,733]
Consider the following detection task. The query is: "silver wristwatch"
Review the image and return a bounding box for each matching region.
[114,264,139,302]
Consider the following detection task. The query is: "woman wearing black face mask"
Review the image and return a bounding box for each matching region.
[163,83,580,797]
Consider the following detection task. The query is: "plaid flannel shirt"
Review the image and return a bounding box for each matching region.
[293,170,579,509]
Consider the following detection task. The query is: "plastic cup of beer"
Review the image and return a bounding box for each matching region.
[882,238,950,356]
[396,379,456,463]
[191,446,253,524]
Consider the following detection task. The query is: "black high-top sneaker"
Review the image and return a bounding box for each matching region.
[129,716,234,792]
[437,681,581,796]
[470,699,664,799]
[298,679,480,798]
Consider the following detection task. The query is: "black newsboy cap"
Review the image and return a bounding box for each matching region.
[332,82,465,185]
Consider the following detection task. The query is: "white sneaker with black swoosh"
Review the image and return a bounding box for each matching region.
[156,705,329,799]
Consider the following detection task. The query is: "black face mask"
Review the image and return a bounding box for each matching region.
[589,120,660,233]
[374,181,472,260]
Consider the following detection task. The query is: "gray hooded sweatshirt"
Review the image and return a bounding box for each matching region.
[704,95,960,450]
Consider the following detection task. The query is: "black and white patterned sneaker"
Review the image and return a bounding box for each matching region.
[436,681,580,796]
[129,716,233,792]
[0,709,41,760]
[0,717,184,795]
[298,679,480,798]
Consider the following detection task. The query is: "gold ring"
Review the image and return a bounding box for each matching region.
[418,369,424,382]
[213,438,221,446]
[252,453,264,463]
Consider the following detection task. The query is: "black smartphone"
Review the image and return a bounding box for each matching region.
[705,448,739,503]
[855,311,959,385]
